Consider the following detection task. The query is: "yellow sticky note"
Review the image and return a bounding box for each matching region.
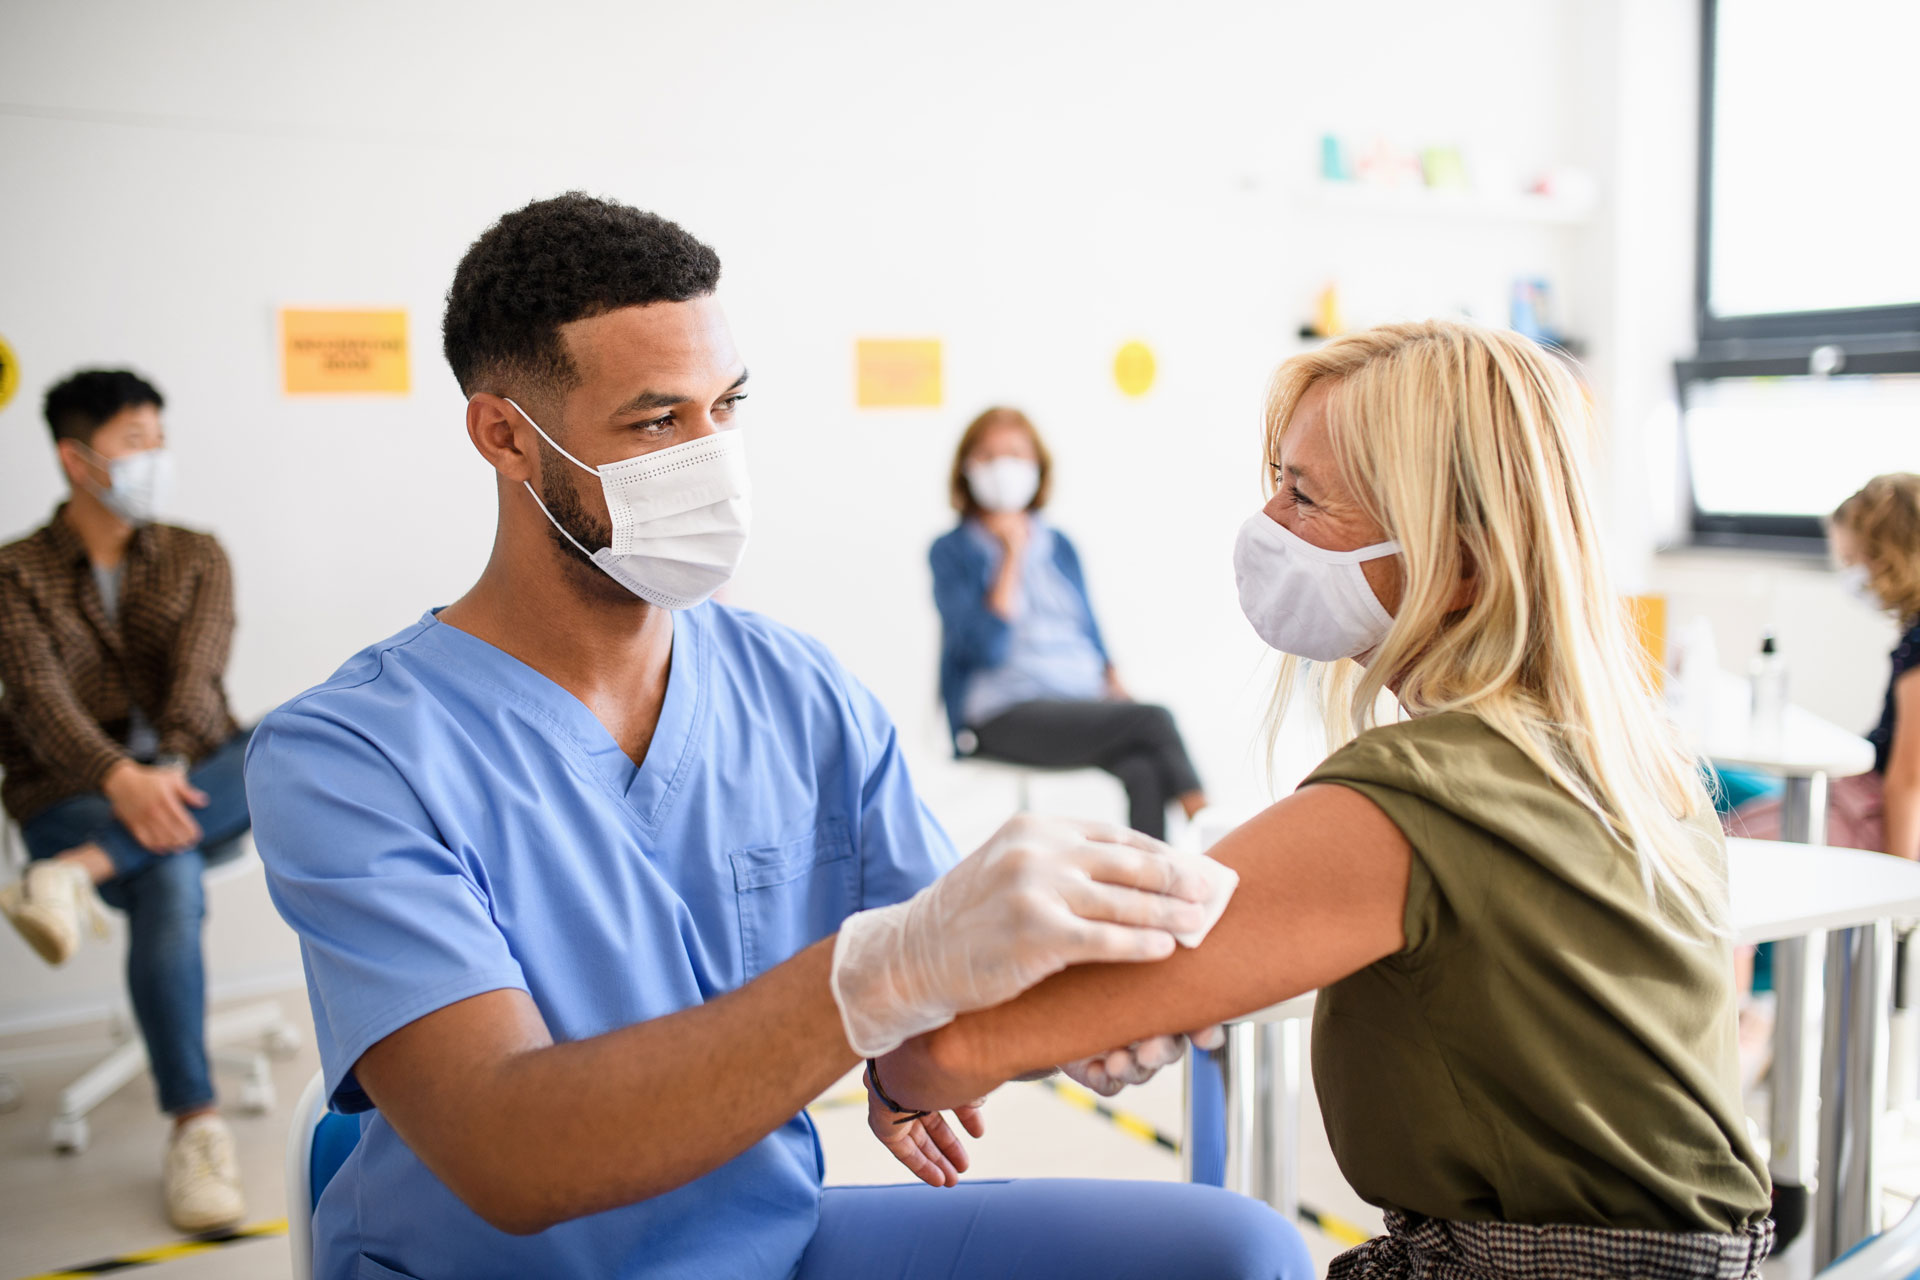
[1113,341,1156,397]
[856,339,942,408]
[281,309,410,394]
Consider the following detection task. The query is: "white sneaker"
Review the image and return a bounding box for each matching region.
[0,859,108,965]
[164,1113,246,1233]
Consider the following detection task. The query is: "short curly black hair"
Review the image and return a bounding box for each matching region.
[43,369,164,445]
[442,192,722,398]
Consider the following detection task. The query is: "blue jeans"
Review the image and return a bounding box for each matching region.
[796,1178,1312,1278]
[20,728,254,1115]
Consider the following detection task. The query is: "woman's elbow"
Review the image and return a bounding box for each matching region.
[451,1174,554,1236]
[477,1199,553,1238]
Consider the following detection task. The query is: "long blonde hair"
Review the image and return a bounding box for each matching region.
[1264,319,1725,932]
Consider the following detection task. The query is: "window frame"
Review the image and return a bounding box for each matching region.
[1680,0,1920,550]
[1693,0,1920,350]
[1674,350,1920,553]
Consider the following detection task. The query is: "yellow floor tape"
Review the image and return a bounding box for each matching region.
[21,1081,1371,1278]
[1039,1077,1375,1248]
[17,1219,286,1280]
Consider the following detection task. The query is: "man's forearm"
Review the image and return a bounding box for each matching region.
[364,937,857,1234]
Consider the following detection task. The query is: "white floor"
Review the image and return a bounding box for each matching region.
[0,987,1372,1280]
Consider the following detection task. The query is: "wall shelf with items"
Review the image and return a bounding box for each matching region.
[1304,180,1596,227]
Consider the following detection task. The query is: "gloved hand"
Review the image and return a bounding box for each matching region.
[830,814,1222,1058]
[1061,1024,1227,1097]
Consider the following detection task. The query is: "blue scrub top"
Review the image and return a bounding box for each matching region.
[245,604,956,1280]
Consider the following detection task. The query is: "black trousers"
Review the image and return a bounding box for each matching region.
[969,699,1203,840]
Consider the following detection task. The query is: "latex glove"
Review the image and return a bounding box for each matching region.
[831,814,1226,1057]
[1061,1023,1227,1097]
[865,1061,986,1188]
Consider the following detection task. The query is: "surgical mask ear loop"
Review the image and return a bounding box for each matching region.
[502,396,599,476]
[499,397,604,561]
[71,439,118,500]
[522,480,600,562]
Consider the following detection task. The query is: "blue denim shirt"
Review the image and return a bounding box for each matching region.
[929,518,1109,749]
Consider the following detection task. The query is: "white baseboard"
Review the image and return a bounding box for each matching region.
[0,965,307,1039]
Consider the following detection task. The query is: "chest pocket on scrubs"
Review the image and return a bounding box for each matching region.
[730,818,857,981]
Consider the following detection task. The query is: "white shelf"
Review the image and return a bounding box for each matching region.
[1304,180,1595,227]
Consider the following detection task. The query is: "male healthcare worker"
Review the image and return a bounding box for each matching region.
[245,193,1303,1280]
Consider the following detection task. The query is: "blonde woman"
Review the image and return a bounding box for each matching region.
[872,321,1774,1279]
[1735,474,1920,858]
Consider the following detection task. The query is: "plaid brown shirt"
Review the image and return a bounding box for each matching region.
[0,506,238,822]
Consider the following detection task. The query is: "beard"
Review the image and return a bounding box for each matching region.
[534,443,613,570]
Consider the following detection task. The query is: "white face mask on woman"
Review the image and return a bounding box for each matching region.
[1233,512,1401,661]
[506,397,751,609]
[1840,563,1880,610]
[966,457,1040,513]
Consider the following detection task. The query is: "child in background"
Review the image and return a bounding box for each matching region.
[1730,473,1920,858]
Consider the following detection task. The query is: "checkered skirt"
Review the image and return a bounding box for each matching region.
[1328,1210,1775,1280]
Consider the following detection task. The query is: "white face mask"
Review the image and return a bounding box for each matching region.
[966,457,1040,513]
[81,443,173,526]
[1840,563,1880,610]
[1233,512,1401,662]
[505,397,751,609]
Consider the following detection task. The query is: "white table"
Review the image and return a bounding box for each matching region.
[1686,675,1877,1275]
[1186,838,1920,1272]
[1684,671,1876,847]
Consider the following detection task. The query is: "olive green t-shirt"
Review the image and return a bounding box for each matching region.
[1305,712,1771,1232]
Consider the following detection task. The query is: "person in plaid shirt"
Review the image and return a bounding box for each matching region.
[0,369,250,1233]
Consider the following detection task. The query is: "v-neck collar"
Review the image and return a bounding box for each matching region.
[416,606,707,833]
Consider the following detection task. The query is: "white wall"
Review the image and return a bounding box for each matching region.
[1571,0,1897,731]
[3,0,1883,1030]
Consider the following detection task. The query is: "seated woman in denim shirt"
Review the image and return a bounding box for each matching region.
[929,407,1207,839]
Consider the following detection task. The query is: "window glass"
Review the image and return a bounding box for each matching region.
[1686,374,1920,518]
[1708,0,1920,320]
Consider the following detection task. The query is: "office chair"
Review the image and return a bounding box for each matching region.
[0,815,301,1152]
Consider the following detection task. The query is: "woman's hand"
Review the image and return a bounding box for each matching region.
[980,511,1031,557]
[873,1033,1000,1117]
[865,1061,986,1188]
[1104,667,1131,703]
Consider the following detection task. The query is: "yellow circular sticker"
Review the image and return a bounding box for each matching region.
[1113,341,1156,398]
[0,335,17,412]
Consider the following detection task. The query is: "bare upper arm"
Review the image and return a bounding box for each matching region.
[931,781,1413,1084]
[1888,668,1920,779]
[351,988,552,1193]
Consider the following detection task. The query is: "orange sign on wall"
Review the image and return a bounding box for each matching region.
[281,309,410,394]
[855,339,942,408]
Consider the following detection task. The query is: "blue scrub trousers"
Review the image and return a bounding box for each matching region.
[19,728,254,1114]
[796,1178,1312,1279]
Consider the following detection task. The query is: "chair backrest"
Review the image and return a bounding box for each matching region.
[1819,1196,1920,1279]
[286,1069,360,1280]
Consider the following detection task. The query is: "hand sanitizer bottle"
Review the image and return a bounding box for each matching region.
[1750,632,1789,739]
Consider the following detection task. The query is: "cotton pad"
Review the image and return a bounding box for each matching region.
[1171,853,1239,949]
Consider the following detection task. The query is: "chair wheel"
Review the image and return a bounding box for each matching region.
[51,1114,89,1153]
[0,1074,22,1114]
[266,1026,302,1057]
